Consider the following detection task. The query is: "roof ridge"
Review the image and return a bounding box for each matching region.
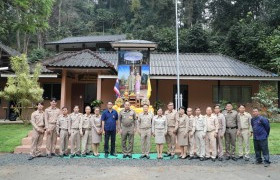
[42,51,76,65]
[85,49,115,68]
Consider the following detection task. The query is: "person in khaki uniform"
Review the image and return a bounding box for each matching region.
[56,107,70,157]
[222,102,238,161]
[69,105,82,158]
[192,107,207,161]
[205,107,219,161]
[174,107,189,159]
[237,104,252,161]
[119,101,137,158]
[45,98,61,158]
[91,107,102,156]
[79,106,93,156]
[164,102,177,159]
[28,102,45,160]
[137,104,153,159]
[214,105,226,161]
[186,108,195,159]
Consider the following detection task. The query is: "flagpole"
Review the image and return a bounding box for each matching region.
[175,0,180,110]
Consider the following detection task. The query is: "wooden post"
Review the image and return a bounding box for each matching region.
[97,76,102,100]
[60,69,67,108]
[156,79,159,101]
[218,80,221,103]
[278,81,280,108]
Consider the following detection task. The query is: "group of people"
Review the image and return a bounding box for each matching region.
[29,99,271,167]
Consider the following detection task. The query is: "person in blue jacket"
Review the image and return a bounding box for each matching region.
[251,108,271,167]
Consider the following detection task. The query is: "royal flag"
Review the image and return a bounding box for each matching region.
[147,77,152,99]
[114,79,121,98]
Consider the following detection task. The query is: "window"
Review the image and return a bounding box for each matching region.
[43,84,61,100]
[213,85,252,103]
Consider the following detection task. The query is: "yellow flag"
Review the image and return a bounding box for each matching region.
[147,77,152,99]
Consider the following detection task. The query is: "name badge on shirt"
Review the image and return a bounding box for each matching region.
[129,116,133,119]
[113,115,115,118]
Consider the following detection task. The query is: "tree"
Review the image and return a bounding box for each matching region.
[0,54,44,124]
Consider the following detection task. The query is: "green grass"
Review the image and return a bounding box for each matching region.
[0,124,32,152]
[0,123,279,154]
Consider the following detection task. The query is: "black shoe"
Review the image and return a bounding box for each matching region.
[37,154,46,157]
[225,156,230,160]
[105,154,109,158]
[70,154,75,158]
[123,154,127,158]
[218,157,223,161]
[244,157,250,161]
[211,158,216,162]
[59,154,64,158]
[146,155,150,159]
[189,156,194,160]
[264,163,270,167]
[51,153,58,157]
[164,154,171,157]
[46,154,52,158]
[193,156,199,159]
[205,157,210,160]
[255,161,262,164]
[238,156,243,159]
[75,154,81,157]
[86,152,91,156]
[232,157,237,161]
[28,156,34,160]
[140,155,145,159]
[127,155,132,158]
[110,153,117,157]
[82,154,86,157]
[200,157,205,161]
[63,153,68,157]
[170,155,175,159]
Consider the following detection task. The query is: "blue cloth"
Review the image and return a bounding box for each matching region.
[251,115,270,140]
[101,109,118,131]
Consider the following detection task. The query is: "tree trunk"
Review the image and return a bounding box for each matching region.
[37,32,43,48]
[16,9,21,52]
[186,0,194,28]
[58,0,62,30]
[23,33,30,54]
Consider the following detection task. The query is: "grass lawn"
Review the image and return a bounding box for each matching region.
[0,123,279,154]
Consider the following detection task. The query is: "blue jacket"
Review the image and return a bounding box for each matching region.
[251,115,270,140]
[101,109,118,131]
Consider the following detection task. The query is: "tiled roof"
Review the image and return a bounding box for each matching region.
[0,41,21,56]
[41,50,277,77]
[45,34,126,45]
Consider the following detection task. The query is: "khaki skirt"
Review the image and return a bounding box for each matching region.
[177,127,188,146]
[155,128,166,144]
[92,127,102,144]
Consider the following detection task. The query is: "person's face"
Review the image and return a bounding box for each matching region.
[252,109,259,117]
[186,108,192,116]
[95,108,100,115]
[73,106,79,113]
[85,107,91,114]
[107,102,113,109]
[195,109,201,115]
[50,100,56,107]
[37,103,44,110]
[206,107,212,115]
[226,104,233,111]
[143,105,148,112]
[131,72,134,75]
[239,106,245,113]
[124,102,130,110]
[167,103,174,111]
[214,106,220,114]
[179,108,185,115]
[157,109,163,116]
[62,108,68,115]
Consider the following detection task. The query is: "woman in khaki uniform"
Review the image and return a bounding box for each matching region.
[79,106,93,156]
[152,108,167,159]
[91,107,102,156]
[175,107,189,159]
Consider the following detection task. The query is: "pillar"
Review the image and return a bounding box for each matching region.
[60,69,67,108]
[97,76,102,100]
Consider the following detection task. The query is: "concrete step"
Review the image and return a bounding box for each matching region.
[21,136,72,146]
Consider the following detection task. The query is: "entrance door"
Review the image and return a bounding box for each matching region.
[71,83,85,111]
[84,83,97,111]
[173,85,188,108]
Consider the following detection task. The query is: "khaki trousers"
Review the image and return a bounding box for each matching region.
[81,129,92,154]
[205,131,217,159]
[140,128,151,155]
[70,129,81,155]
[59,129,69,155]
[46,125,57,154]
[238,128,250,158]
[30,129,44,157]
[165,126,176,155]
[121,127,134,155]
[195,130,205,158]
[187,132,194,157]
[225,128,237,157]
[216,129,224,158]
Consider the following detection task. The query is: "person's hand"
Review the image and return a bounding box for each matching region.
[214,133,218,138]
[38,129,45,134]
[237,130,240,136]
[57,133,60,137]
[220,134,224,139]
[80,132,83,137]
[190,133,193,138]
[46,129,51,134]
[99,129,103,135]
[250,132,253,137]
[184,133,188,138]
[119,129,122,134]
[173,130,177,134]
[202,135,205,139]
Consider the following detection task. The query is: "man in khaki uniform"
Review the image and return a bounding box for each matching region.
[237,104,252,161]
[222,102,238,161]
[186,108,195,159]
[205,107,219,161]
[214,105,226,161]
[28,102,45,160]
[56,107,70,157]
[69,105,82,158]
[45,98,61,158]
[138,104,153,159]
[79,106,93,156]
[192,107,207,161]
[164,102,177,159]
[119,101,137,158]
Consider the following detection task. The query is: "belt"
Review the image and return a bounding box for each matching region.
[207,129,215,132]
[71,128,79,130]
[60,128,68,131]
[83,128,91,130]
[140,127,151,130]
[241,128,249,130]
[226,126,237,129]
[122,124,134,128]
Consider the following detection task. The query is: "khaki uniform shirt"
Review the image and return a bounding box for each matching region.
[45,107,60,130]
[152,115,167,133]
[79,114,93,130]
[164,109,177,127]
[92,114,102,130]
[186,115,194,132]
[69,112,82,129]
[205,114,219,133]
[119,109,137,128]
[138,112,153,129]
[30,110,45,131]
[237,112,252,131]
[56,114,70,134]
[222,110,238,128]
[192,114,207,133]
[214,113,226,134]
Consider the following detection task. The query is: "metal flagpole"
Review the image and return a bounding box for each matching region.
[175,0,180,110]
